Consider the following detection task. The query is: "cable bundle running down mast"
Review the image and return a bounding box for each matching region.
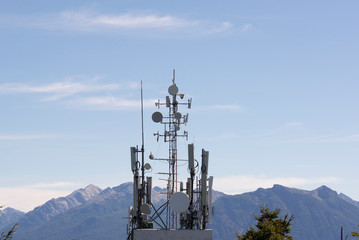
[128,70,214,240]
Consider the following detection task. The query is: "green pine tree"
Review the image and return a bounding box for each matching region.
[352,225,359,239]
[237,206,294,240]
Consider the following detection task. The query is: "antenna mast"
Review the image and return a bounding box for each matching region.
[128,71,214,239]
[152,70,192,228]
[141,81,145,192]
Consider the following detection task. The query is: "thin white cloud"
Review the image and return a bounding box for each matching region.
[0,77,146,111]
[241,24,253,33]
[214,175,340,195]
[0,134,57,140]
[284,121,304,127]
[257,121,304,138]
[204,21,233,34]
[0,182,81,212]
[197,104,245,112]
[289,134,359,143]
[29,182,78,189]
[67,96,156,110]
[60,11,195,30]
[201,132,238,142]
[59,11,236,36]
[0,10,236,36]
[0,77,133,101]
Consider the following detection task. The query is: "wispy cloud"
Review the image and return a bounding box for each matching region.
[196,104,245,112]
[0,134,57,140]
[214,175,340,195]
[0,9,237,36]
[67,96,156,110]
[201,132,238,142]
[0,77,147,110]
[29,182,79,189]
[60,11,196,30]
[255,121,304,139]
[252,121,359,145]
[0,182,81,212]
[270,121,304,132]
[284,121,304,127]
[0,76,134,101]
[288,134,359,143]
[241,24,253,33]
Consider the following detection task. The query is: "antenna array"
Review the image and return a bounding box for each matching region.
[128,70,214,239]
[151,70,191,228]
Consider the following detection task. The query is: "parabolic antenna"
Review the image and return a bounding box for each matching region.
[152,112,163,123]
[144,163,152,170]
[168,85,178,96]
[140,203,151,214]
[169,192,190,213]
[175,112,182,120]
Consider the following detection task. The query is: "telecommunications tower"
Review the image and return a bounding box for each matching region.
[128,71,214,240]
[151,70,191,228]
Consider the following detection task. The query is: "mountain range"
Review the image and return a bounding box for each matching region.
[1,183,359,240]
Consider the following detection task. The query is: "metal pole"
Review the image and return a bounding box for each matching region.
[141,81,145,190]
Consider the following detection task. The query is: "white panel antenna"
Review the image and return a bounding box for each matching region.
[208,176,214,225]
[201,149,209,207]
[201,150,209,175]
[166,96,170,107]
[128,206,133,234]
[133,177,138,211]
[188,144,195,171]
[130,147,137,172]
[146,176,152,205]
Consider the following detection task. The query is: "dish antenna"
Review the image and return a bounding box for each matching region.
[152,112,163,123]
[140,203,151,214]
[169,192,190,213]
[144,163,152,170]
[168,85,178,96]
[175,112,182,120]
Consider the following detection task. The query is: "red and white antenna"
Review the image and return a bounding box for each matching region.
[151,69,191,228]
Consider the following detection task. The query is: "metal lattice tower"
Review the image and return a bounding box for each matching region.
[152,70,191,228]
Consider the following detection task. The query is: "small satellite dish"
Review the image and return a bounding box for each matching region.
[169,192,190,213]
[152,112,163,123]
[144,163,152,170]
[175,112,182,120]
[168,85,178,96]
[140,203,151,214]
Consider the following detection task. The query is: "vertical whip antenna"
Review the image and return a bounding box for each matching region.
[141,81,145,187]
[141,81,145,151]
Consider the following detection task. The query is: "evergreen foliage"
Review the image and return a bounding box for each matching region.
[237,206,294,240]
[352,225,359,239]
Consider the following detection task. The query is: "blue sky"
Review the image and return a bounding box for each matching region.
[1,0,358,212]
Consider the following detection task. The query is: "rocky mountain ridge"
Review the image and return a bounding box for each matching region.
[1,183,359,240]
[0,208,25,230]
